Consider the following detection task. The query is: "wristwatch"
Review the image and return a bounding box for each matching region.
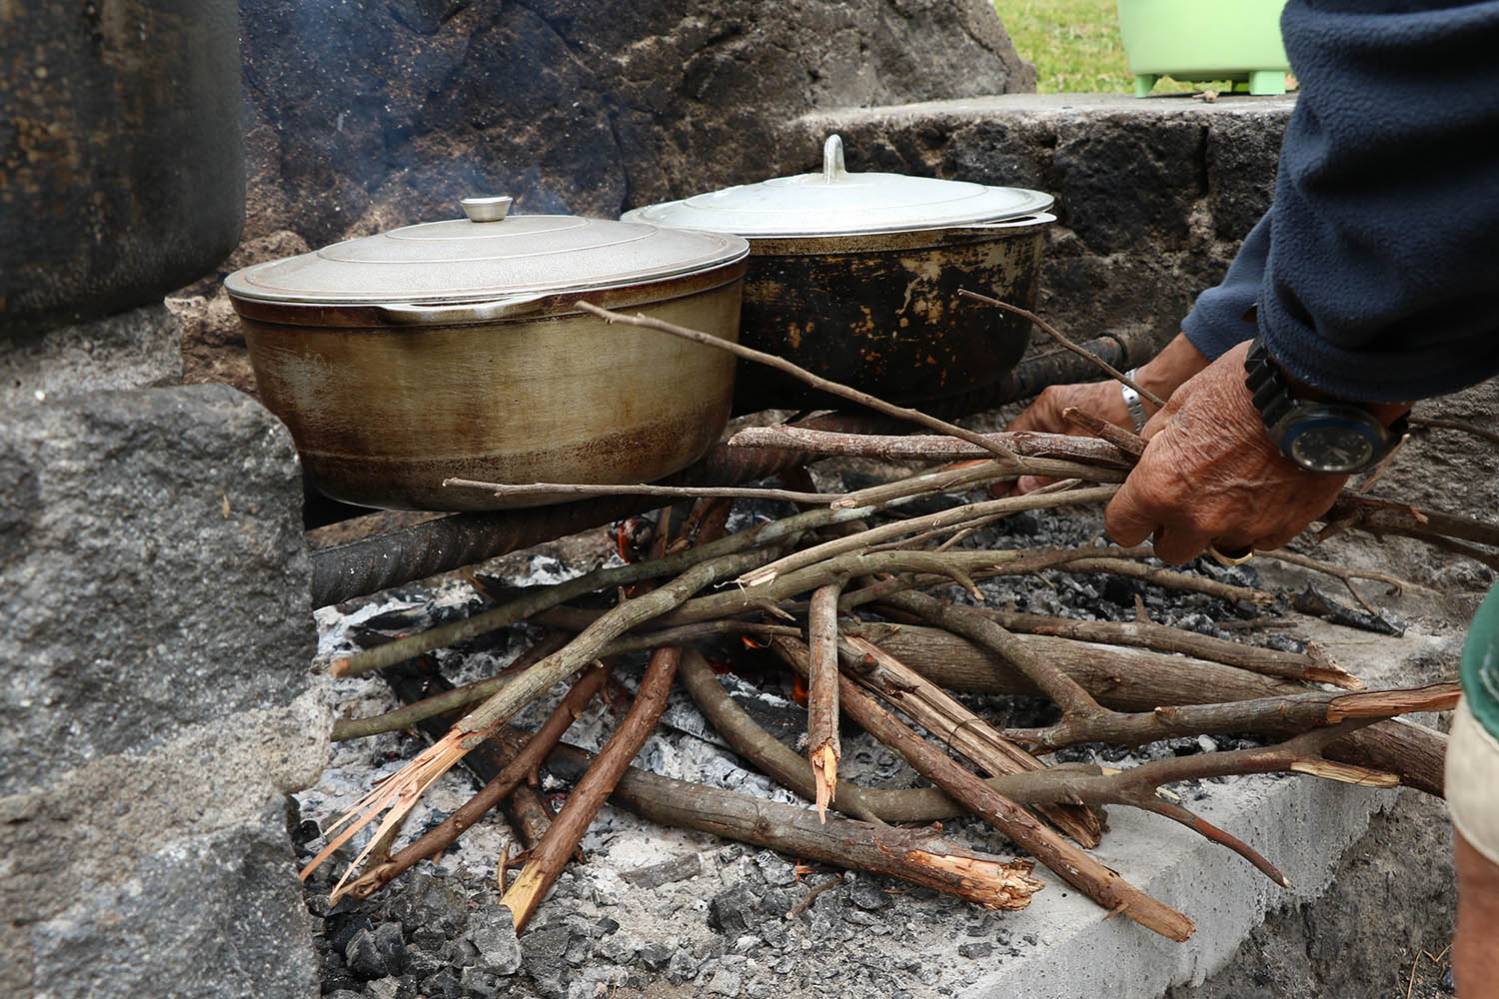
[1244,339,1407,474]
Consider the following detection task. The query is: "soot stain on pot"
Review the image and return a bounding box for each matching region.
[735,233,1042,411]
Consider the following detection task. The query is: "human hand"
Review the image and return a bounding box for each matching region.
[1102,341,1346,564]
[1005,332,1210,493]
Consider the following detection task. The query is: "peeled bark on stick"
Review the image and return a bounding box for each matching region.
[866,624,1447,796]
[336,662,610,901]
[536,738,1045,911]
[502,645,683,931]
[773,636,1196,942]
[840,635,1103,847]
[806,583,843,822]
[727,425,1132,467]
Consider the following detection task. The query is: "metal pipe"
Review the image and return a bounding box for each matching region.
[307,333,1155,606]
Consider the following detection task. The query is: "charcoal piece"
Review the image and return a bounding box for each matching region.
[622,852,702,889]
[1291,586,1405,636]
[344,923,406,980]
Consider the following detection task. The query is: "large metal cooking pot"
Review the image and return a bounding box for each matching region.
[624,135,1056,411]
[0,0,244,334]
[225,198,749,512]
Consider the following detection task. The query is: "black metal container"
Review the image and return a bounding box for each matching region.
[624,135,1056,410]
[0,0,245,334]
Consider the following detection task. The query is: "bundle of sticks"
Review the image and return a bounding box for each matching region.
[302,298,1483,943]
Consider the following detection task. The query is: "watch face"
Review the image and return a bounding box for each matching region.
[1282,412,1382,474]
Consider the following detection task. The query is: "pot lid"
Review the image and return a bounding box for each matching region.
[224,196,750,306]
[622,135,1055,238]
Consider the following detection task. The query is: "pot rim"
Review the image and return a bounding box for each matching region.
[228,259,747,329]
[739,213,1056,256]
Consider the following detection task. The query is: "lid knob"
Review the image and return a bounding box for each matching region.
[461,196,514,223]
[822,135,847,184]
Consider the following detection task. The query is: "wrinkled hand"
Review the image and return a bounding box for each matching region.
[1103,341,1346,563]
[1005,332,1210,493]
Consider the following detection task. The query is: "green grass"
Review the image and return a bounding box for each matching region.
[998,0,1215,94]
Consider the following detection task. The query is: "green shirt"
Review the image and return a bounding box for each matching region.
[1462,582,1499,738]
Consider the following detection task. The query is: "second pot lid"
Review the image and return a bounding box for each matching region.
[225,197,750,307]
[622,135,1055,239]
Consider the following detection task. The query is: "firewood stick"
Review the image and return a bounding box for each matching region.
[838,635,1104,848]
[924,610,1359,689]
[442,454,1124,503]
[330,459,1009,678]
[728,424,1133,467]
[502,646,683,931]
[331,631,572,741]
[1061,406,1149,459]
[957,290,1165,407]
[1408,414,1499,449]
[678,650,888,824]
[1256,548,1431,618]
[772,636,1196,941]
[864,624,1447,796]
[1003,682,1459,749]
[505,786,555,851]
[337,662,609,901]
[738,484,1119,587]
[304,543,788,894]
[577,300,1023,462]
[533,736,1045,911]
[445,477,842,505]
[806,583,843,822]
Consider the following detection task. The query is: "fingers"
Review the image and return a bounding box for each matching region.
[1103,477,1159,549]
[1005,388,1064,434]
[1152,524,1214,565]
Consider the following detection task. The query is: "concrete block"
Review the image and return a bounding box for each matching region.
[0,384,316,793]
[0,302,182,408]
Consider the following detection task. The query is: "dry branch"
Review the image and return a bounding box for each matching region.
[864,623,1447,796]
[772,636,1196,941]
[728,425,1134,467]
[502,646,683,931]
[304,544,787,890]
[332,460,1010,677]
[444,476,841,505]
[944,610,1359,689]
[806,582,843,822]
[957,290,1165,408]
[1061,406,1149,459]
[739,484,1120,587]
[839,634,1104,848]
[577,300,1021,462]
[335,662,609,901]
[537,737,1045,910]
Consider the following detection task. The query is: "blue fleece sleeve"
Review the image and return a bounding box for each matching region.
[1257,0,1499,403]
[1182,213,1269,361]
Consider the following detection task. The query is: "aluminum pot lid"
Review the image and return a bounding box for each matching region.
[224,197,750,306]
[622,135,1055,239]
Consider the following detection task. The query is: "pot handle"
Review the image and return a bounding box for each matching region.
[373,293,548,326]
[948,212,1058,231]
[823,134,847,184]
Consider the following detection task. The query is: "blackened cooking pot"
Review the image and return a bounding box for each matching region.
[225,198,749,512]
[623,135,1055,411]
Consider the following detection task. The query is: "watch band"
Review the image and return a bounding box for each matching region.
[1120,370,1148,432]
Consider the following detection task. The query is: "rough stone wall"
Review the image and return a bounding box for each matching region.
[796,94,1293,351]
[239,0,1035,247]
[0,384,330,998]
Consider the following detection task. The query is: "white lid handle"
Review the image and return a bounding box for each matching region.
[822,135,847,184]
[461,196,514,222]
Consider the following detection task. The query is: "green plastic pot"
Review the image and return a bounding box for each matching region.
[1116,0,1290,97]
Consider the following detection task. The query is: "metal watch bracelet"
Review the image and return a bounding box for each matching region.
[1120,370,1148,432]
